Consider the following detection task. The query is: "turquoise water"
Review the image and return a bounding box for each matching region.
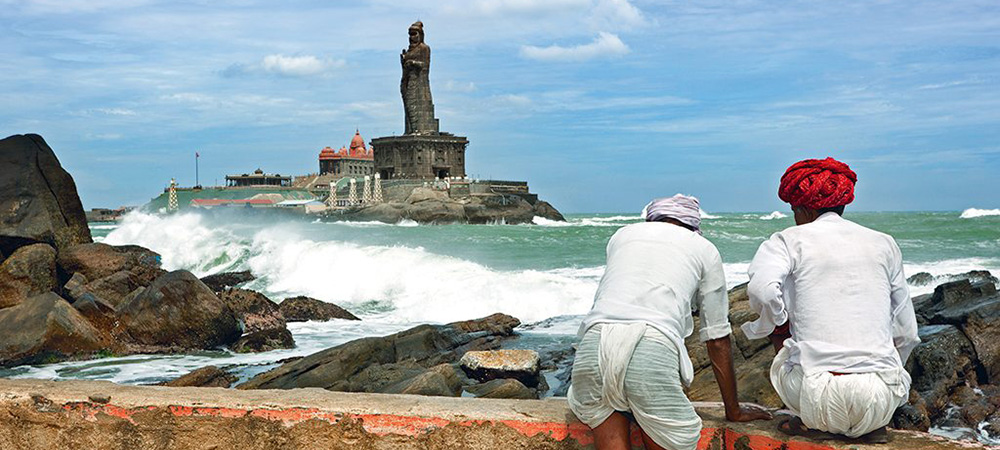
[8,210,998,387]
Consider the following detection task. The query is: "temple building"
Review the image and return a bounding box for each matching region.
[319,131,374,177]
[225,169,291,187]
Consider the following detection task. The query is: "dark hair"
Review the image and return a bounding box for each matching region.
[817,205,845,216]
[656,217,698,232]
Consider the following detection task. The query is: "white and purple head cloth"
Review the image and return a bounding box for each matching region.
[642,194,701,233]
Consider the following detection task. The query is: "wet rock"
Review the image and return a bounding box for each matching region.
[0,292,109,367]
[906,324,980,417]
[231,327,295,353]
[532,200,565,222]
[163,366,238,388]
[57,243,164,287]
[460,349,541,388]
[465,378,537,399]
[200,271,256,292]
[908,272,935,286]
[892,390,931,432]
[63,272,87,294]
[71,270,142,308]
[924,280,1000,382]
[0,134,91,257]
[117,270,241,350]
[218,288,285,333]
[278,296,359,322]
[237,313,520,391]
[0,243,57,309]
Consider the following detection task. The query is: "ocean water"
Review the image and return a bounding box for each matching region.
[3,209,999,438]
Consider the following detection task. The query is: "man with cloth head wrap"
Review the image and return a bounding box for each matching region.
[569,194,770,450]
[743,158,920,443]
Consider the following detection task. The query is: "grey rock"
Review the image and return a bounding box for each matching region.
[218,288,286,333]
[460,349,541,388]
[0,243,57,309]
[117,270,241,350]
[0,134,91,256]
[163,366,237,388]
[200,271,256,292]
[279,296,359,322]
[231,327,295,353]
[0,292,108,367]
[465,378,537,399]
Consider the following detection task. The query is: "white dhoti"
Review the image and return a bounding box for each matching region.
[770,347,909,438]
[568,323,702,450]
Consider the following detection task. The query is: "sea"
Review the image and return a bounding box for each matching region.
[2,208,999,441]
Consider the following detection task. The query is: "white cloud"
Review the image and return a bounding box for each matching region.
[442,80,477,92]
[93,108,137,116]
[225,54,346,78]
[468,0,589,16]
[520,32,629,62]
[590,0,646,29]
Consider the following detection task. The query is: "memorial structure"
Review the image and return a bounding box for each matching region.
[372,21,469,180]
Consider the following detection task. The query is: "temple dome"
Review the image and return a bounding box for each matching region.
[350,130,366,152]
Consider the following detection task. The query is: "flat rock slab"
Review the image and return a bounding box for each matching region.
[461,349,541,388]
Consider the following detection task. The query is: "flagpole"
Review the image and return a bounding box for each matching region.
[195,151,200,188]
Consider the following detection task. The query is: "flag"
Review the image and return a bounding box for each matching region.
[196,152,200,158]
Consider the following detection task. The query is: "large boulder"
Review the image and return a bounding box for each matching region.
[238,313,520,391]
[0,292,109,367]
[231,327,295,353]
[218,288,286,333]
[463,194,535,225]
[460,349,541,388]
[532,200,565,222]
[278,296,359,322]
[921,280,1000,382]
[0,134,91,257]
[200,271,256,292]
[0,243,57,309]
[906,324,979,418]
[116,270,241,350]
[68,270,143,308]
[57,243,164,287]
[163,366,237,388]
[465,378,537,399]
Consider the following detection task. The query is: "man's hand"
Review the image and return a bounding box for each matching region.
[726,404,773,422]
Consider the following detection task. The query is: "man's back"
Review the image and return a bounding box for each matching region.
[746,212,913,374]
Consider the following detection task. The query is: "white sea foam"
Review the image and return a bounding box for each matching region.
[700,209,720,219]
[532,216,575,227]
[759,211,788,220]
[961,208,1000,218]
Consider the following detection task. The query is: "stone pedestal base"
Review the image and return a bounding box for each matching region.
[371,134,468,180]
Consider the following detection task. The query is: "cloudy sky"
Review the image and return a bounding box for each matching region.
[2,0,998,212]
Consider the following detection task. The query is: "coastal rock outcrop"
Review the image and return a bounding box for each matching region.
[57,243,164,287]
[117,270,241,350]
[238,313,520,394]
[460,350,542,389]
[0,243,57,309]
[218,288,287,333]
[278,296,360,322]
[200,271,256,292]
[231,328,295,353]
[333,187,565,225]
[0,292,108,367]
[163,366,238,388]
[0,134,91,258]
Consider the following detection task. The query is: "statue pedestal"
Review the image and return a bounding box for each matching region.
[372,134,468,180]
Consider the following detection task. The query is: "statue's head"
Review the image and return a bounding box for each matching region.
[408,21,424,45]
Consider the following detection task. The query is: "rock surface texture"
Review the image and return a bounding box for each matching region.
[0,243,57,309]
[335,187,564,225]
[0,134,92,257]
[238,313,520,396]
[278,296,359,322]
[162,366,238,388]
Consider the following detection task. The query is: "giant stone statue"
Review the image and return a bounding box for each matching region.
[372,21,467,180]
[401,21,438,135]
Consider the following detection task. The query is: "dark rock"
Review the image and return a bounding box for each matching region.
[465,378,537,399]
[463,195,535,225]
[200,271,256,292]
[72,293,117,329]
[906,324,979,415]
[88,395,110,404]
[163,366,237,388]
[0,243,57,309]
[218,288,285,333]
[237,313,520,391]
[532,200,565,222]
[57,243,164,287]
[63,272,87,294]
[0,134,91,256]
[907,272,935,286]
[460,349,541,388]
[72,270,143,308]
[231,327,295,353]
[892,390,931,431]
[117,270,241,350]
[926,284,1000,383]
[278,296,359,322]
[0,292,109,367]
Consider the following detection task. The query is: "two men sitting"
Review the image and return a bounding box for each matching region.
[569,157,920,449]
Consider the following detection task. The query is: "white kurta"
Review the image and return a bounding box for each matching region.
[742,212,920,373]
[578,221,732,386]
[741,212,920,436]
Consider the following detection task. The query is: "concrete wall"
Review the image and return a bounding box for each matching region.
[0,378,985,450]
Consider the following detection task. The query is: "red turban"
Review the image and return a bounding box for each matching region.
[778,157,857,209]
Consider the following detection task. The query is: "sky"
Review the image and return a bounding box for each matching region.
[2,0,998,213]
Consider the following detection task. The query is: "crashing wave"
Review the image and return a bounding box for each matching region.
[960,208,1000,219]
[699,209,720,219]
[759,211,788,220]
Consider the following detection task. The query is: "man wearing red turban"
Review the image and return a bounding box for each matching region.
[742,157,920,443]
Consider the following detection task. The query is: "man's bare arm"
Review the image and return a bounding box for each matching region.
[705,335,772,422]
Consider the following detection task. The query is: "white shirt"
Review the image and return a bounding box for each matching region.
[742,212,920,375]
[579,221,732,386]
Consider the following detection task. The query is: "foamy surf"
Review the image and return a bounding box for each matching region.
[961,208,1000,219]
[759,211,788,220]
